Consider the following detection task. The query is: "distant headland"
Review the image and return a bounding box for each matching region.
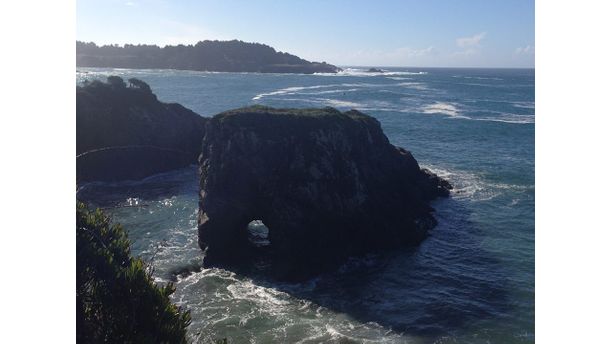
[76,40,341,74]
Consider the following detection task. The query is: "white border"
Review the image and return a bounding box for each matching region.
[1,0,75,342]
[537,0,612,343]
[3,0,612,342]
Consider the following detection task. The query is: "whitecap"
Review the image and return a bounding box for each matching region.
[472,113,535,124]
[452,75,503,81]
[424,166,500,201]
[396,82,428,90]
[511,101,535,109]
[252,82,384,100]
[300,88,359,95]
[424,165,533,202]
[252,84,336,100]
[314,68,428,77]
[322,99,362,108]
[421,102,460,116]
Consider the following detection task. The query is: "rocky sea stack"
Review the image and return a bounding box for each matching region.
[198,106,451,281]
[76,76,207,183]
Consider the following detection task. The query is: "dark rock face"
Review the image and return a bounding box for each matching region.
[77,146,193,182]
[76,40,341,74]
[76,76,207,183]
[366,68,385,73]
[198,106,451,281]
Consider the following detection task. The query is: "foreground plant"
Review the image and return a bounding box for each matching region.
[76,202,191,343]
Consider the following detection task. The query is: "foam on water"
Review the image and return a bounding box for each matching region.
[511,101,535,109]
[322,99,362,108]
[424,165,534,202]
[471,113,535,124]
[315,68,428,77]
[252,85,336,100]
[397,82,429,90]
[421,102,461,117]
[452,75,504,81]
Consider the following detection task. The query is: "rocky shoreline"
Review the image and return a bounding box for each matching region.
[77,79,451,280]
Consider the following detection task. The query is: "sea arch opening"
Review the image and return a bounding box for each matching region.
[246,219,271,248]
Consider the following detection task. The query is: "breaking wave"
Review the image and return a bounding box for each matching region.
[315,68,428,77]
[422,102,461,117]
[424,165,534,202]
[252,85,337,100]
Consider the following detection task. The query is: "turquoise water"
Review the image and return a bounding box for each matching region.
[77,67,534,343]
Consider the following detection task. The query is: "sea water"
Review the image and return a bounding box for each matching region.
[77,67,534,343]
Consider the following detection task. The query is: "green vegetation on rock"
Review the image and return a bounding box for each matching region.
[76,40,340,74]
[76,202,191,343]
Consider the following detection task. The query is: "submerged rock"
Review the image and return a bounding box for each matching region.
[198,105,451,281]
[76,76,207,182]
[366,68,385,73]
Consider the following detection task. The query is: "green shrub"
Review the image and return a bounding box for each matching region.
[106,75,126,88]
[76,202,191,343]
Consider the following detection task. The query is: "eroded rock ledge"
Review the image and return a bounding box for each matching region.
[198,106,451,281]
[76,76,207,182]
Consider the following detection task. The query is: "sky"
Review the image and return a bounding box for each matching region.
[77,0,534,68]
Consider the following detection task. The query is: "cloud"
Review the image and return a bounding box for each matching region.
[125,1,136,6]
[456,32,486,48]
[514,45,534,55]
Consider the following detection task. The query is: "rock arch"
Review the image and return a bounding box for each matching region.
[198,106,451,281]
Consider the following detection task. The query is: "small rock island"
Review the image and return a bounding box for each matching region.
[198,106,451,280]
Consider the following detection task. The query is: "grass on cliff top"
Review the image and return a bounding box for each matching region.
[215,105,373,122]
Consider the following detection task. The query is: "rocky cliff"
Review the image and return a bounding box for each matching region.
[76,76,207,182]
[198,106,451,281]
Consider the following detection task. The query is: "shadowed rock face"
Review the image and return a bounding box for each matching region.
[76,76,207,183]
[198,106,451,281]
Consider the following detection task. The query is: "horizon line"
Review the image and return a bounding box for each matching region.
[76,40,535,70]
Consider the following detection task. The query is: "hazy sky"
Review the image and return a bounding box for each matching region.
[77,0,535,68]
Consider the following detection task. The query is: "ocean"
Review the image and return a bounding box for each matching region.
[76,67,534,343]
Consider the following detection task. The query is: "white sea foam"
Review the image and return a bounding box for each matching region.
[300,88,359,95]
[424,166,500,201]
[315,68,428,77]
[421,102,460,116]
[322,99,362,108]
[452,75,503,81]
[252,84,336,100]
[396,82,428,90]
[252,82,385,100]
[473,113,535,124]
[511,101,535,109]
[425,165,534,202]
[227,279,292,309]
